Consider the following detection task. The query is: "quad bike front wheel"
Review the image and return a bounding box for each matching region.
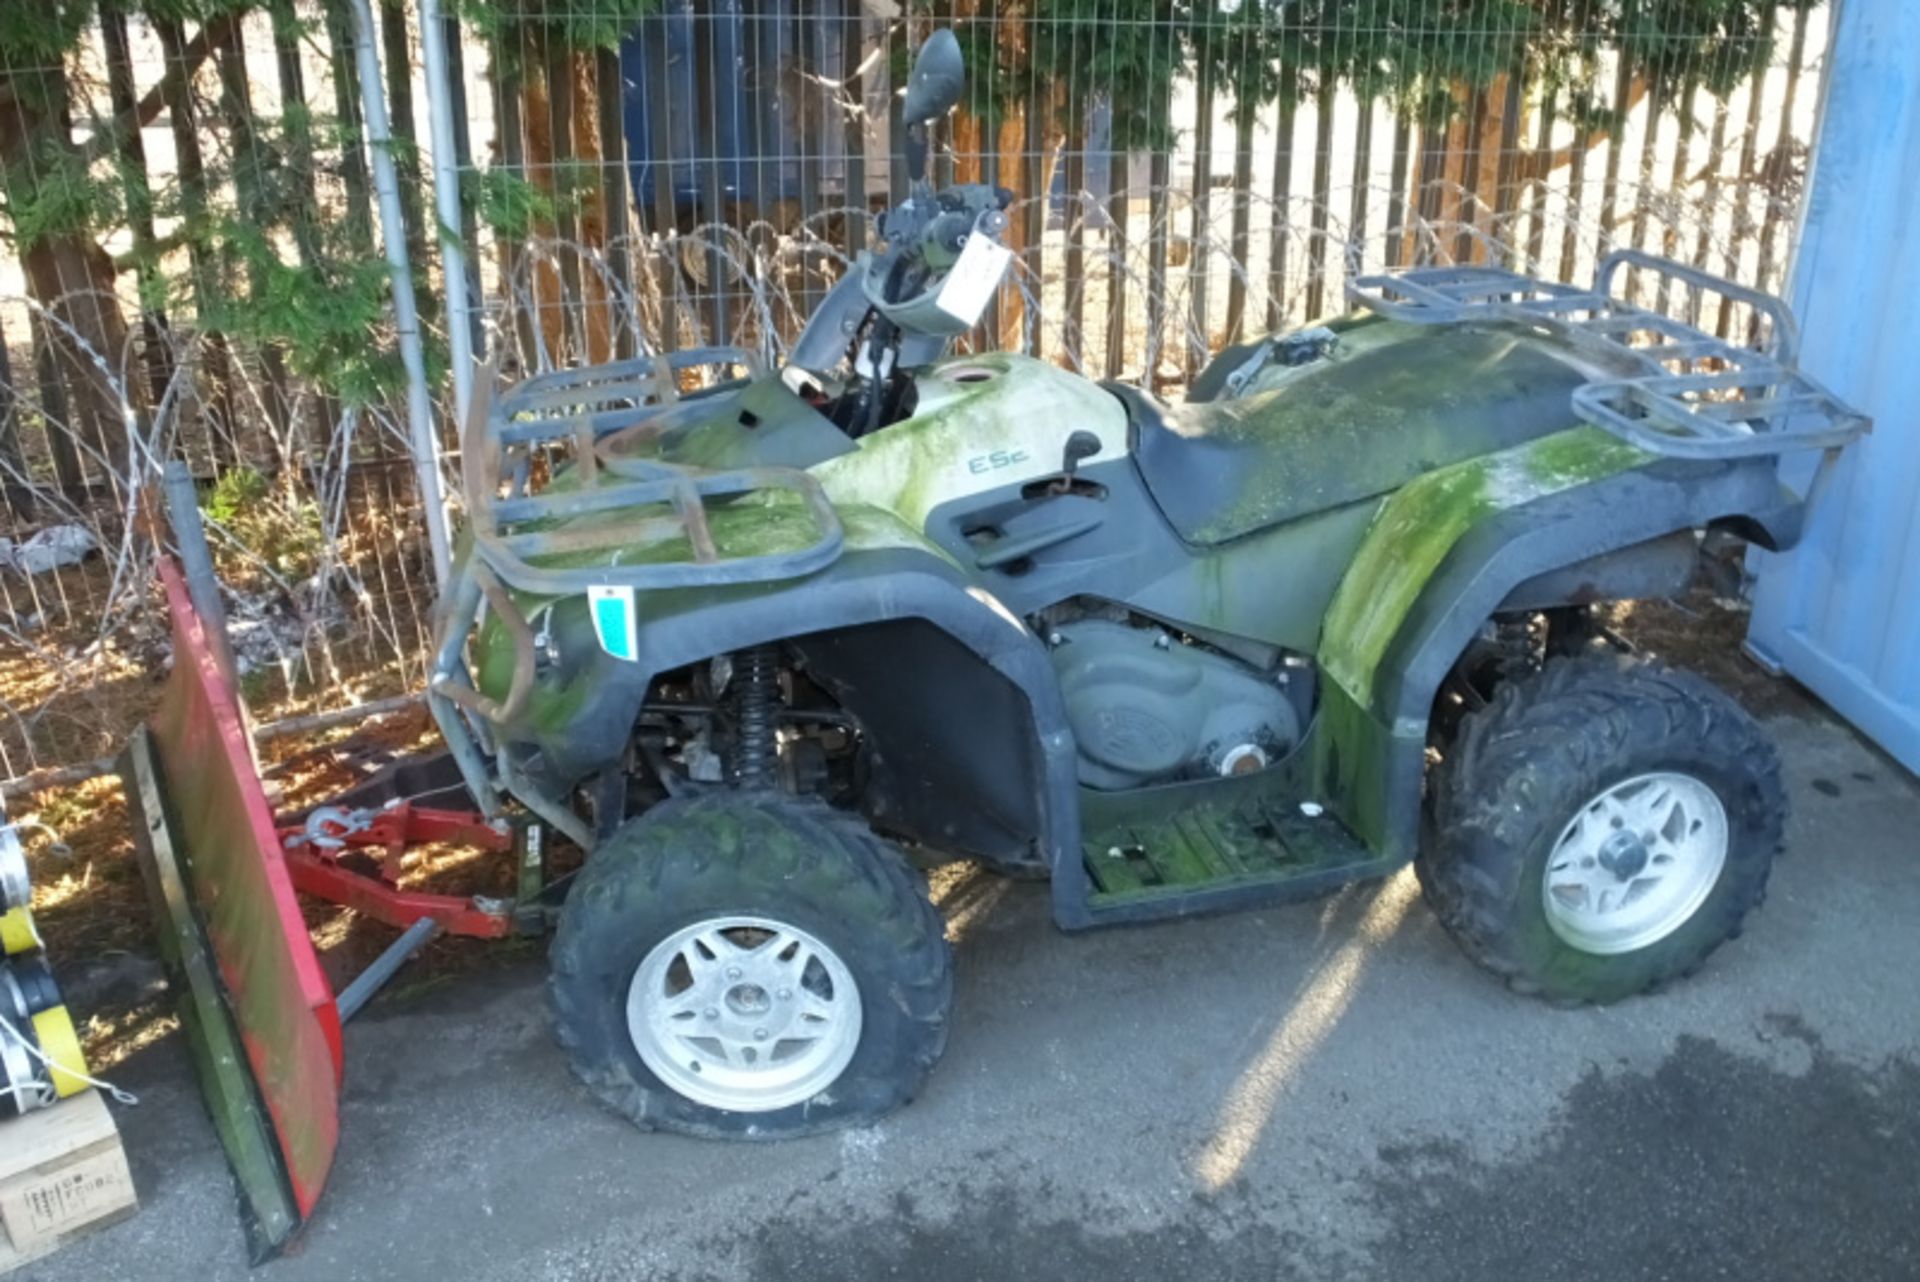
[550,793,952,1138]
[1421,654,1786,1004]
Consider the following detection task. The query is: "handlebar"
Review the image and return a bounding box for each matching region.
[866,183,1014,328]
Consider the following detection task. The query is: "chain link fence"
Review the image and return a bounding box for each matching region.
[0,0,1832,785]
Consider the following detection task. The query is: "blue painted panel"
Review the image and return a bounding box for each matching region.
[620,0,816,220]
[1749,0,1920,773]
[617,5,1119,225]
[618,10,695,219]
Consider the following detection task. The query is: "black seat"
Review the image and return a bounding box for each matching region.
[1109,324,1591,545]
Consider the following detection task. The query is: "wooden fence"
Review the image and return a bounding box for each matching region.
[451,1,1828,387]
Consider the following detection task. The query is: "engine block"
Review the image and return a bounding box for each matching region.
[1049,619,1300,791]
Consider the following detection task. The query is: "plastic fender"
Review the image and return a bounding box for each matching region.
[490,530,1085,878]
[1313,431,1801,856]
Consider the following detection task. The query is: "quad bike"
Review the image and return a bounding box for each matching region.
[427,31,1868,1138]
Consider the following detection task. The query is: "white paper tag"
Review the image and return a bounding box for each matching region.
[587,584,639,662]
[935,234,1014,325]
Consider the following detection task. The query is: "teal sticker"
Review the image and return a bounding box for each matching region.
[588,585,638,662]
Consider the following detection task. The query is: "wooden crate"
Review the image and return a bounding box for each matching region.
[0,1091,138,1275]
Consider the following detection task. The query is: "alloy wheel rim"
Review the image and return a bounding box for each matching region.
[1541,771,1729,956]
[627,916,862,1112]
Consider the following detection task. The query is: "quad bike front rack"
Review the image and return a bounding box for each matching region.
[430,350,848,840]
[1347,249,1870,460]
[458,347,845,596]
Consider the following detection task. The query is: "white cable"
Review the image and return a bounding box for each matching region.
[0,1008,139,1107]
[0,1079,54,1109]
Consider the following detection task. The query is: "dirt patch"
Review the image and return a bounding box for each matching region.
[1601,588,1822,719]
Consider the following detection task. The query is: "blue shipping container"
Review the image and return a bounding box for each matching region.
[1748,0,1920,774]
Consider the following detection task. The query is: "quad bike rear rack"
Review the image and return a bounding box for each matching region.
[1347,249,1870,460]
[430,350,847,837]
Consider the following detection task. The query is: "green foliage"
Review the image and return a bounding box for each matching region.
[943,20,1021,135]
[0,0,91,67]
[1032,0,1185,150]
[202,465,268,528]
[919,0,1820,144]
[1616,0,1775,102]
[1188,0,1547,125]
[0,0,1828,437]
[1191,0,1298,126]
[0,0,441,436]
[930,0,1186,150]
[459,162,599,240]
[465,165,590,242]
[0,134,122,251]
[135,0,256,23]
[204,466,326,583]
[464,167,558,240]
[208,224,408,406]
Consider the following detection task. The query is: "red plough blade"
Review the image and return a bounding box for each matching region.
[124,558,342,1260]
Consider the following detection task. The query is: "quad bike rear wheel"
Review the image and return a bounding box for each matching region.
[550,793,951,1138]
[1420,654,1785,1004]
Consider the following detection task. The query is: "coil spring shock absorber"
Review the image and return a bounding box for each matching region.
[731,645,781,789]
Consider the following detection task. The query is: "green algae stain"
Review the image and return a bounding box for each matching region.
[469,500,952,717]
[1309,677,1398,855]
[509,488,948,584]
[1318,427,1650,713]
[1177,325,1589,545]
[525,490,836,572]
[1524,426,1652,487]
[474,607,523,702]
[1320,463,1491,706]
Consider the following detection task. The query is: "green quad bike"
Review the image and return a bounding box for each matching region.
[428,32,1868,1138]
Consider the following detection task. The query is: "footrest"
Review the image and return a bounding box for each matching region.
[1076,785,1395,926]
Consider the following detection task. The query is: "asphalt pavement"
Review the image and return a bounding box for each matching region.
[22,710,1920,1281]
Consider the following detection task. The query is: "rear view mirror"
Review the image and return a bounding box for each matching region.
[902,29,964,184]
[903,29,965,125]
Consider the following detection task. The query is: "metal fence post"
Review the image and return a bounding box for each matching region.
[418,0,476,430]
[346,0,453,588]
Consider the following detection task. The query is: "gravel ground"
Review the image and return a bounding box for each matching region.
[20,709,1920,1282]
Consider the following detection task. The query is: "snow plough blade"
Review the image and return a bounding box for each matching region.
[123,558,342,1261]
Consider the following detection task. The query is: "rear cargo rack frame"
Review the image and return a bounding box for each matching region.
[1346,249,1869,460]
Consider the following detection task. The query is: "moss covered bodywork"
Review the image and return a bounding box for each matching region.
[1129,319,1597,544]
[472,499,952,731]
[1309,426,1655,852]
[1319,426,1651,712]
[809,354,1130,528]
[445,305,1796,921]
[472,352,1129,715]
